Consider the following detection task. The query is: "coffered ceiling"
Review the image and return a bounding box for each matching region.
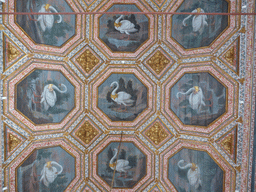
[0,0,255,191]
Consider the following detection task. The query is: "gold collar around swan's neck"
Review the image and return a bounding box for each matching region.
[196,8,201,13]
[111,94,118,100]
[114,22,122,27]
[191,163,197,171]
[109,162,116,168]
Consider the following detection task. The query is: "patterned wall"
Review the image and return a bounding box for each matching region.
[0,0,255,191]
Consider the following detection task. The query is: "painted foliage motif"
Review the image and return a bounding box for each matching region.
[98,74,147,121]
[170,72,226,126]
[172,0,228,49]
[16,0,76,46]
[168,148,224,192]
[16,70,75,124]
[99,4,149,52]
[17,146,75,192]
[97,142,146,188]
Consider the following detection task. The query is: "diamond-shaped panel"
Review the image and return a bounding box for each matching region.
[143,48,174,79]
[72,117,102,147]
[71,46,103,77]
[142,118,173,148]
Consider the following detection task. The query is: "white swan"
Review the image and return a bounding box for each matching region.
[40,161,63,187]
[109,148,131,178]
[36,4,62,32]
[40,84,67,111]
[182,8,208,35]
[178,160,202,189]
[110,81,134,107]
[176,86,206,112]
[114,15,138,35]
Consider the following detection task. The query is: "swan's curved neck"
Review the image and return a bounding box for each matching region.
[182,15,192,26]
[115,15,123,23]
[112,82,119,95]
[110,150,118,164]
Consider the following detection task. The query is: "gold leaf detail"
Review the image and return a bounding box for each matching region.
[147,51,169,74]
[221,134,233,154]
[145,122,168,145]
[63,57,69,62]
[240,27,246,33]
[7,43,20,62]
[0,25,5,30]
[235,165,241,172]
[75,121,98,144]
[236,117,243,124]
[224,46,235,64]
[8,133,21,152]
[238,78,245,84]
[76,49,99,73]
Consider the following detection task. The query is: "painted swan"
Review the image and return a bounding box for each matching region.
[40,84,67,111]
[178,159,202,189]
[36,4,62,32]
[182,8,208,35]
[109,148,131,178]
[40,161,63,187]
[176,86,206,112]
[114,15,138,35]
[110,81,134,108]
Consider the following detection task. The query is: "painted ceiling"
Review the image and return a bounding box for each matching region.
[0,0,255,191]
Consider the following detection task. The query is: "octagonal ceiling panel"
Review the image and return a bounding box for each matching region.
[160,141,236,191]
[90,65,156,129]
[90,135,154,191]
[162,63,239,134]
[92,0,156,59]
[170,72,226,126]
[4,0,84,54]
[4,60,84,131]
[7,140,83,192]
[163,0,240,56]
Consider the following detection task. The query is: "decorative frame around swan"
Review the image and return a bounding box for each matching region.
[90,65,156,130]
[160,140,236,192]
[92,0,156,59]
[162,63,239,134]
[4,59,84,131]
[8,140,83,192]
[90,135,154,191]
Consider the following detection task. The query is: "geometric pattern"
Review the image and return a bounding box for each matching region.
[216,125,237,162]
[2,33,25,71]
[0,0,255,191]
[72,116,102,147]
[149,184,162,191]
[143,48,174,79]
[219,38,240,75]
[142,118,173,148]
[4,124,25,161]
[71,46,103,77]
